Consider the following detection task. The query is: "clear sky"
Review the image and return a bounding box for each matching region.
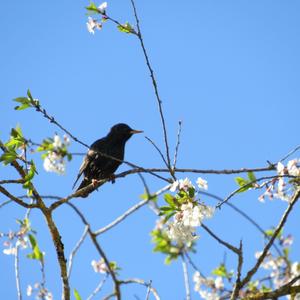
[1,0,300,299]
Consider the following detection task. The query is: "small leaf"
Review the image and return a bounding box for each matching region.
[27,234,44,262]
[86,2,99,13]
[247,171,256,182]
[0,151,17,164]
[27,89,33,101]
[117,22,134,34]
[74,289,82,300]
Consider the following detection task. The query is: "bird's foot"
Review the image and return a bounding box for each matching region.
[92,179,99,187]
[108,174,116,184]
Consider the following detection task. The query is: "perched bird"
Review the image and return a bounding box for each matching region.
[73,123,143,197]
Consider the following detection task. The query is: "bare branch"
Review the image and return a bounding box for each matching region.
[173,120,182,170]
[0,185,37,209]
[145,136,168,168]
[129,0,172,170]
[14,245,22,300]
[240,188,300,289]
[201,223,240,255]
[87,274,108,300]
[66,202,121,300]
[95,184,171,236]
[230,241,244,300]
[182,255,191,300]
[216,174,296,209]
[280,144,300,162]
[67,225,89,279]
[0,179,24,184]
[42,208,70,300]
[119,278,160,300]
[200,191,284,257]
[248,276,300,299]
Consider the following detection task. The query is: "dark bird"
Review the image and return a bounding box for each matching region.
[73,123,143,197]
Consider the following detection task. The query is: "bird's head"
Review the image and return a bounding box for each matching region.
[108,123,143,142]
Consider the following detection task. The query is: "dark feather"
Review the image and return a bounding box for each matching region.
[73,123,142,197]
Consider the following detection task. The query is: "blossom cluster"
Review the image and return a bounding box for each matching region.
[193,271,225,300]
[167,177,213,247]
[86,2,108,34]
[152,177,214,263]
[43,134,70,175]
[91,258,108,274]
[27,283,53,300]
[2,219,30,256]
[259,159,300,202]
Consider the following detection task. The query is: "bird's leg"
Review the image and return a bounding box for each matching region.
[108,174,116,184]
[92,179,99,187]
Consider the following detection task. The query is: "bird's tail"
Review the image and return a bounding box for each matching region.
[75,178,91,198]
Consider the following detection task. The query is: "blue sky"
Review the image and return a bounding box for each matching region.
[1,0,300,299]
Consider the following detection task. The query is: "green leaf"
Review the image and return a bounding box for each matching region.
[212,264,227,277]
[0,151,17,164]
[74,289,82,300]
[27,234,44,262]
[86,2,99,13]
[235,177,252,193]
[117,22,134,34]
[247,171,256,182]
[24,161,36,182]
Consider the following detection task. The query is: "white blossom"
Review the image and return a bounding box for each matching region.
[277,162,285,175]
[193,271,206,291]
[87,17,102,34]
[214,276,224,290]
[199,290,220,300]
[91,258,107,273]
[45,292,53,300]
[196,177,208,190]
[98,2,107,13]
[53,134,62,148]
[180,203,214,227]
[287,159,300,176]
[16,235,28,249]
[27,285,33,296]
[43,152,66,174]
[169,177,195,192]
[3,246,17,255]
[167,221,197,246]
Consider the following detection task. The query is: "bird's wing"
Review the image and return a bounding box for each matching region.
[72,149,97,189]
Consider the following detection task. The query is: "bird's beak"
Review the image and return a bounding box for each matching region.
[130,129,143,134]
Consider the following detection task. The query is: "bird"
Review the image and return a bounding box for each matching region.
[73,123,143,197]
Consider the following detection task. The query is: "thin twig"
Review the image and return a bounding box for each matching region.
[216,174,296,209]
[184,252,206,278]
[145,136,169,168]
[230,241,243,300]
[130,0,172,170]
[66,202,121,300]
[87,274,109,300]
[0,199,12,209]
[280,144,300,162]
[200,191,284,257]
[67,225,89,278]
[173,120,182,170]
[201,223,240,255]
[0,179,24,184]
[95,184,171,235]
[145,280,152,300]
[119,278,160,300]
[182,255,191,300]
[248,276,300,299]
[14,245,22,300]
[0,186,37,209]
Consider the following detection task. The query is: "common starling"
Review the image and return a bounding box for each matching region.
[73,123,143,197]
